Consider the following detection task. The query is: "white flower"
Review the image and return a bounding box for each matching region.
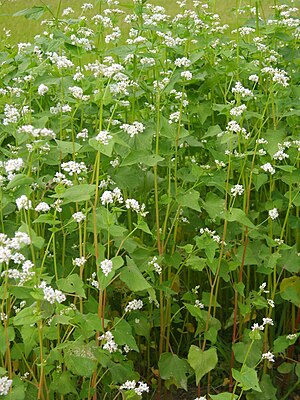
[38,84,49,96]
[231,184,244,196]
[267,299,275,308]
[99,331,118,353]
[262,351,275,362]
[120,121,145,138]
[61,161,87,176]
[194,397,206,400]
[175,57,191,67]
[72,212,86,223]
[95,130,112,145]
[135,382,149,396]
[148,256,162,275]
[73,257,87,267]
[286,333,297,340]
[120,380,136,390]
[269,208,279,220]
[100,259,113,276]
[232,81,254,97]
[35,202,50,212]
[39,281,66,304]
[0,376,13,396]
[230,104,247,117]
[194,300,204,309]
[16,195,32,210]
[181,71,193,80]
[259,282,269,293]
[125,299,143,313]
[263,317,274,326]
[261,163,275,175]
[251,323,264,331]
[62,7,74,16]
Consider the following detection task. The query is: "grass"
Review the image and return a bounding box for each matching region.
[0,0,276,42]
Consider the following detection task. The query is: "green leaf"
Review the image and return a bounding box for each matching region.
[89,137,114,157]
[49,371,77,395]
[122,151,164,167]
[280,276,300,307]
[225,208,256,228]
[233,340,262,368]
[188,345,218,385]
[202,192,225,219]
[13,6,46,20]
[133,220,153,235]
[158,353,189,391]
[0,325,15,356]
[6,174,34,189]
[56,140,82,155]
[54,184,95,204]
[232,365,261,392]
[56,274,86,298]
[273,334,298,353]
[177,189,201,212]
[64,344,97,377]
[13,306,42,326]
[210,394,238,400]
[33,214,60,225]
[113,319,139,352]
[120,258,151,292]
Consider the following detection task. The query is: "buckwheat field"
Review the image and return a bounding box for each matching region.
[0,0,299,399]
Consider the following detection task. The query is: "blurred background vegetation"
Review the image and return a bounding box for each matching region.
[0,0,277,42]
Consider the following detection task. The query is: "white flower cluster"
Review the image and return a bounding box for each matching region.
[39,281,66,304]
[50,103,72,114]
[61,161,87,176]
[72,212,86,223]
[120,121,145,138]
[100,259,113,276]
[18,125,56,139]
[69,86,90,101]
[262,351,275,362]
[148,256,162,275]
[125,199,147,216]
[259,282,269,293]
[95,130,112,145]
[225,120,248,138]
[230,184,244,197]
[174,57,191,67]
[73,257,87,267]
[269,208,279,220]
[232,81,254,97]
[16,195,32,211]
[261,163,275,175]
[199,227,223,244]
[125,299,143,313]
[47,52,74,69]
[194,300,204,309]
[120,380,149,396]
[0,157,24,181]
[230,104,247,117]
[35,202,51,213]
[38,84,49,96]
[99,331,118,353]
[101,187,123,205]
[0,376,13,396]
[53,172,73,187]
[1,260,35,286]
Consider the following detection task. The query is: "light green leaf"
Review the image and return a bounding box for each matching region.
[120,258,151,292]
[56,274,86,298]
[232,365,261,392]
[280,276,300,307]
[225,208,256,228]
[188,345,218,384]
[158,353,189,391]
[177,189,201,212]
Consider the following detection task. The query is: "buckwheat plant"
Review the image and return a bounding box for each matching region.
[0,0,299,399]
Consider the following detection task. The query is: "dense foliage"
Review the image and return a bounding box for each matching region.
[0,0,299,399]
